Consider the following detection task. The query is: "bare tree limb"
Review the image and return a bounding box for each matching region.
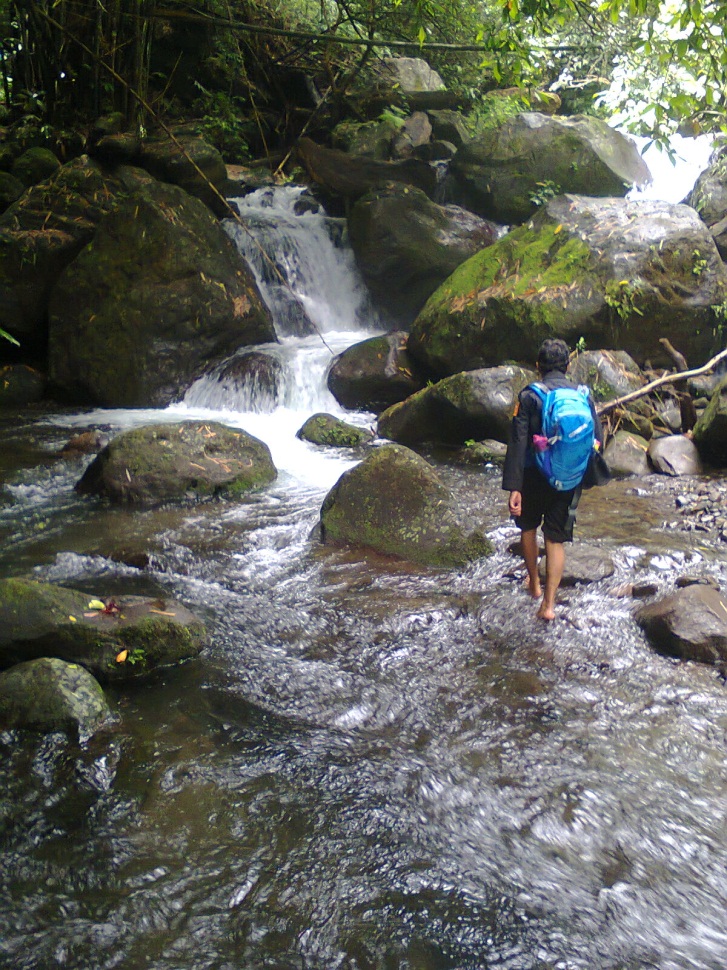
[596,347,727,415]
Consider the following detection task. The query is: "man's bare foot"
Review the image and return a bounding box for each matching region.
[526,576,542,599]
[537,604,556,621]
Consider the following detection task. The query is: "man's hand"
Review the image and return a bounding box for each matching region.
[508,490,522,517]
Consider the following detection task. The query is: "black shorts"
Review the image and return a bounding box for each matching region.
[515,466,581,543]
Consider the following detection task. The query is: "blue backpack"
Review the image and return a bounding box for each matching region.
[529,382,595,491]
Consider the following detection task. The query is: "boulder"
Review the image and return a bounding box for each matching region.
[448,112,651,224]
[0,364,46,406]
[332,118,400,159]
[11,146,61,187]
[567,350,649,413]
[0,657,111,739]
[296,137,437,204]
[378,365,535,446]
[76,421,277,505]
[537,544,615,586]
[711,214,727,260]
[327,331,425,412]
[635,584,727,666]
[603,430,651,477]
[297,413,373,447]
[391,111,433,159]
[454,439,508,465]
[349,184,498,324]
[206,352,285,412]
[136,133,228,215]
[48,180,275,407]
[648,435,703,476]
[0,578,207,682]
[684,143,727,229]
[319,443,492,567]
[427,110,470,148]
[693,376,727,467]
[0,156,151,348]
[0,171,24,212]
[408,195,727,378]
[59,430,109,458]
[379,58,446,95]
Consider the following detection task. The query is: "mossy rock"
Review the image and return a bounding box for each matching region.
[76,420,277,505]
[0,657,111,739]
[327,331,424,412]
[296,413,373,448]
[0,171,24,211]
[136,134,228,215]
[0,578,207,682]
[408,195,727,378]
[11,147,61,187]
[320,443,492,567]
[693,375,727,467]
[0,364,46,406]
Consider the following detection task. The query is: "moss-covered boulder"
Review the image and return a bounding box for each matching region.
[332,118,401,159]
[603,430,651,477]
[327,331,424,412]
[348,184,499,324]
[408,195,727,378]
[0,364,46,406]
[136,133,228,215]
[378,365,535,447]
[693,375,727,467]
[76,421,277,505]
[48,181,274,407]
[0,156,153,349]
[319,443,492,567]
[448,112,650,224]
[297,413,373,447]
[0,171,24,212]
[568,349,647,407]
[0,658,111,739]
[635,584,727,666]
[11,146,61,187]
[0,578,207,682]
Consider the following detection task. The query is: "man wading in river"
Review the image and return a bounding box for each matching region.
[502,338,604,621]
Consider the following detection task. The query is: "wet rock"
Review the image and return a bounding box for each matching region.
[635,584,727,666]
[213,352,284,411]
[454,439,508,465]
[408,195,727,378]
[60,430,109,458]
[0,578,207,682]
[320,443,492,567]
[0,364,46,406]
[603,431,651,477]
[675,575,721,589]
[378,365,535,447]
[647,435,703,476]
[297,413,374,447]
[0,657,111,739]
[48,180,274,407]
[327,331,425,412]
[537,544,615,586]
[693,375,727,467]
[632,582,659,599]
[448,113,650,224]
[348,183,498,323]
[76,421,277,506]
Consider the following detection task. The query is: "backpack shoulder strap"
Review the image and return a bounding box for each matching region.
[528,382,549,403]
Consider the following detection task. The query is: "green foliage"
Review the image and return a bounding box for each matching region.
[191,84,250,160]
[1,326,19,346]
[604,279,645,321]
[529,179,560,207]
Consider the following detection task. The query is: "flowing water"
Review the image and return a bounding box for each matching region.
[1,179,726,970]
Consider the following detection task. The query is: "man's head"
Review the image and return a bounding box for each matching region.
[537,338,570,374]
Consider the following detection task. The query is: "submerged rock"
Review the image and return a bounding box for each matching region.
[0,657,111,739]
[635,584,727,666]
[76,421,277,506]
[537,544,615,586]
[319,443,492,567]
[408,195,727,378]
[0,578,207,682]
[378,365,535,447]
[297,413,373,448]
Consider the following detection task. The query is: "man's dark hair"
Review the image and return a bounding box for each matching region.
[537,338,570,374]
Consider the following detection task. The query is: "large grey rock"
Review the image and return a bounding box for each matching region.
[327,331,425,412]
[635,584,727,666]
[349,183,498,323]
[0,658,111,739]
[603,431,651,477]
[48,181,275,407]
[684,143,727,229]
[378,365,535,446]
[76,421,277,506]
[0,578,207,682]
[448,112,651,224]
[647,435,703,476]
[567,350,649,413]
[693,375,727,467]
[320,444,492,567]
[408,195,727,378]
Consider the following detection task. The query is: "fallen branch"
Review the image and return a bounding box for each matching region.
[596,346,727,415]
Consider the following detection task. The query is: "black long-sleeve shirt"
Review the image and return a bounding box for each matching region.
[501,370,603,492]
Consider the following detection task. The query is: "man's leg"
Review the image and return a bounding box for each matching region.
[538,538,565,620]
[520,528,542,599]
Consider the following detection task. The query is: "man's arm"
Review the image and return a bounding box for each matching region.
[502,393,533,493]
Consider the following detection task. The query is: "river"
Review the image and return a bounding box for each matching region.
[0,158,726,970]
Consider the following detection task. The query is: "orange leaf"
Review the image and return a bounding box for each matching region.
[116,650,128,663]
